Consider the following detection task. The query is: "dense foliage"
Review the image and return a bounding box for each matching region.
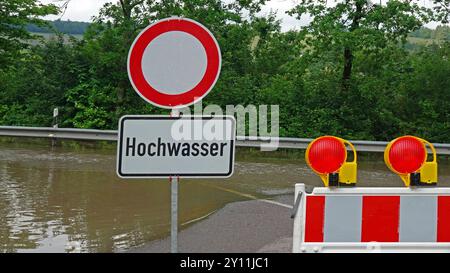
[0,0,449,142]
[0,0,58,66]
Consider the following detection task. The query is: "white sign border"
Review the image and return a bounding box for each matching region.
[116,115,236,179]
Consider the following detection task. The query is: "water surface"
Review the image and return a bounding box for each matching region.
[0,138,448,252]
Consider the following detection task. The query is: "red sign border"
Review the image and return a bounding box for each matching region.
[127,18,221,109]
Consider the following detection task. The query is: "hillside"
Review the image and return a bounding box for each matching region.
[27,20,450,45]
[26,20,90,35]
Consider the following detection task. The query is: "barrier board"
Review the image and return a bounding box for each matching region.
[292,183,450,253]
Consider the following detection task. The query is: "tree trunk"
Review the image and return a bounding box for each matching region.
[341,1,364,92]
[342,47,353,91]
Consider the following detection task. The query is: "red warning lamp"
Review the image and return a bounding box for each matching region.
[306,136,357,187]
[384,136,438,187]
[307,136,346,173]
[388,136,426,174]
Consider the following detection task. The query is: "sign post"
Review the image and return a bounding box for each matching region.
[119,17,229,253]
[117,116,235,252]
[170,175,178,253]
[170,108,179,254]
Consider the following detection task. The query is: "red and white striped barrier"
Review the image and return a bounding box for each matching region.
[292,184,450,253]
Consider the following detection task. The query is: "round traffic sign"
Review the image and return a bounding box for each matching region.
[127,18,221,109]
[306,136,347,174]
[387,136,426,174]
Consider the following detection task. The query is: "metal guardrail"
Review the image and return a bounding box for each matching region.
[0,126,449,155]
[0,126,118,141]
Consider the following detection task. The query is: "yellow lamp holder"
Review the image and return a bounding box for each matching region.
[306,136,358,187]
[384,136,438,187]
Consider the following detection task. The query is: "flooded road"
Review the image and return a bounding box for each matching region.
[0,138,449,252]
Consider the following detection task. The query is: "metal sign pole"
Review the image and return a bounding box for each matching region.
[170,176,178,253]
[170,108,180,253]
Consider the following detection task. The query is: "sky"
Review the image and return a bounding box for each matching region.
[40,0,317,31]
[41,0,442,30]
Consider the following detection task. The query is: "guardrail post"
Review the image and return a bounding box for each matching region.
[52,108,59,128]
[51,108,59,147]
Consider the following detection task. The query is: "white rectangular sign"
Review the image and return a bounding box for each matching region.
[117,115,236,178]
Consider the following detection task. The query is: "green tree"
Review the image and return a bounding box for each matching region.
[0,34,80,126]
[395,43,450,142]
[432,0,450,23]
[288,0,432,92]
[0,0,59,67]
[60,0,269,128]
[1,1,448,143]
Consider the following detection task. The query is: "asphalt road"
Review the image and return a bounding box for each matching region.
[126,195,294,253]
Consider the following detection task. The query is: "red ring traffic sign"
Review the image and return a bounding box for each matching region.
[127,18,221,109]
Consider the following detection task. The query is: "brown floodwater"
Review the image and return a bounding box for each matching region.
[0,138,449,252]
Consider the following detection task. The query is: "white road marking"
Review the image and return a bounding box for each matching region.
[200,183,293,209]
[182,209,218,226]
